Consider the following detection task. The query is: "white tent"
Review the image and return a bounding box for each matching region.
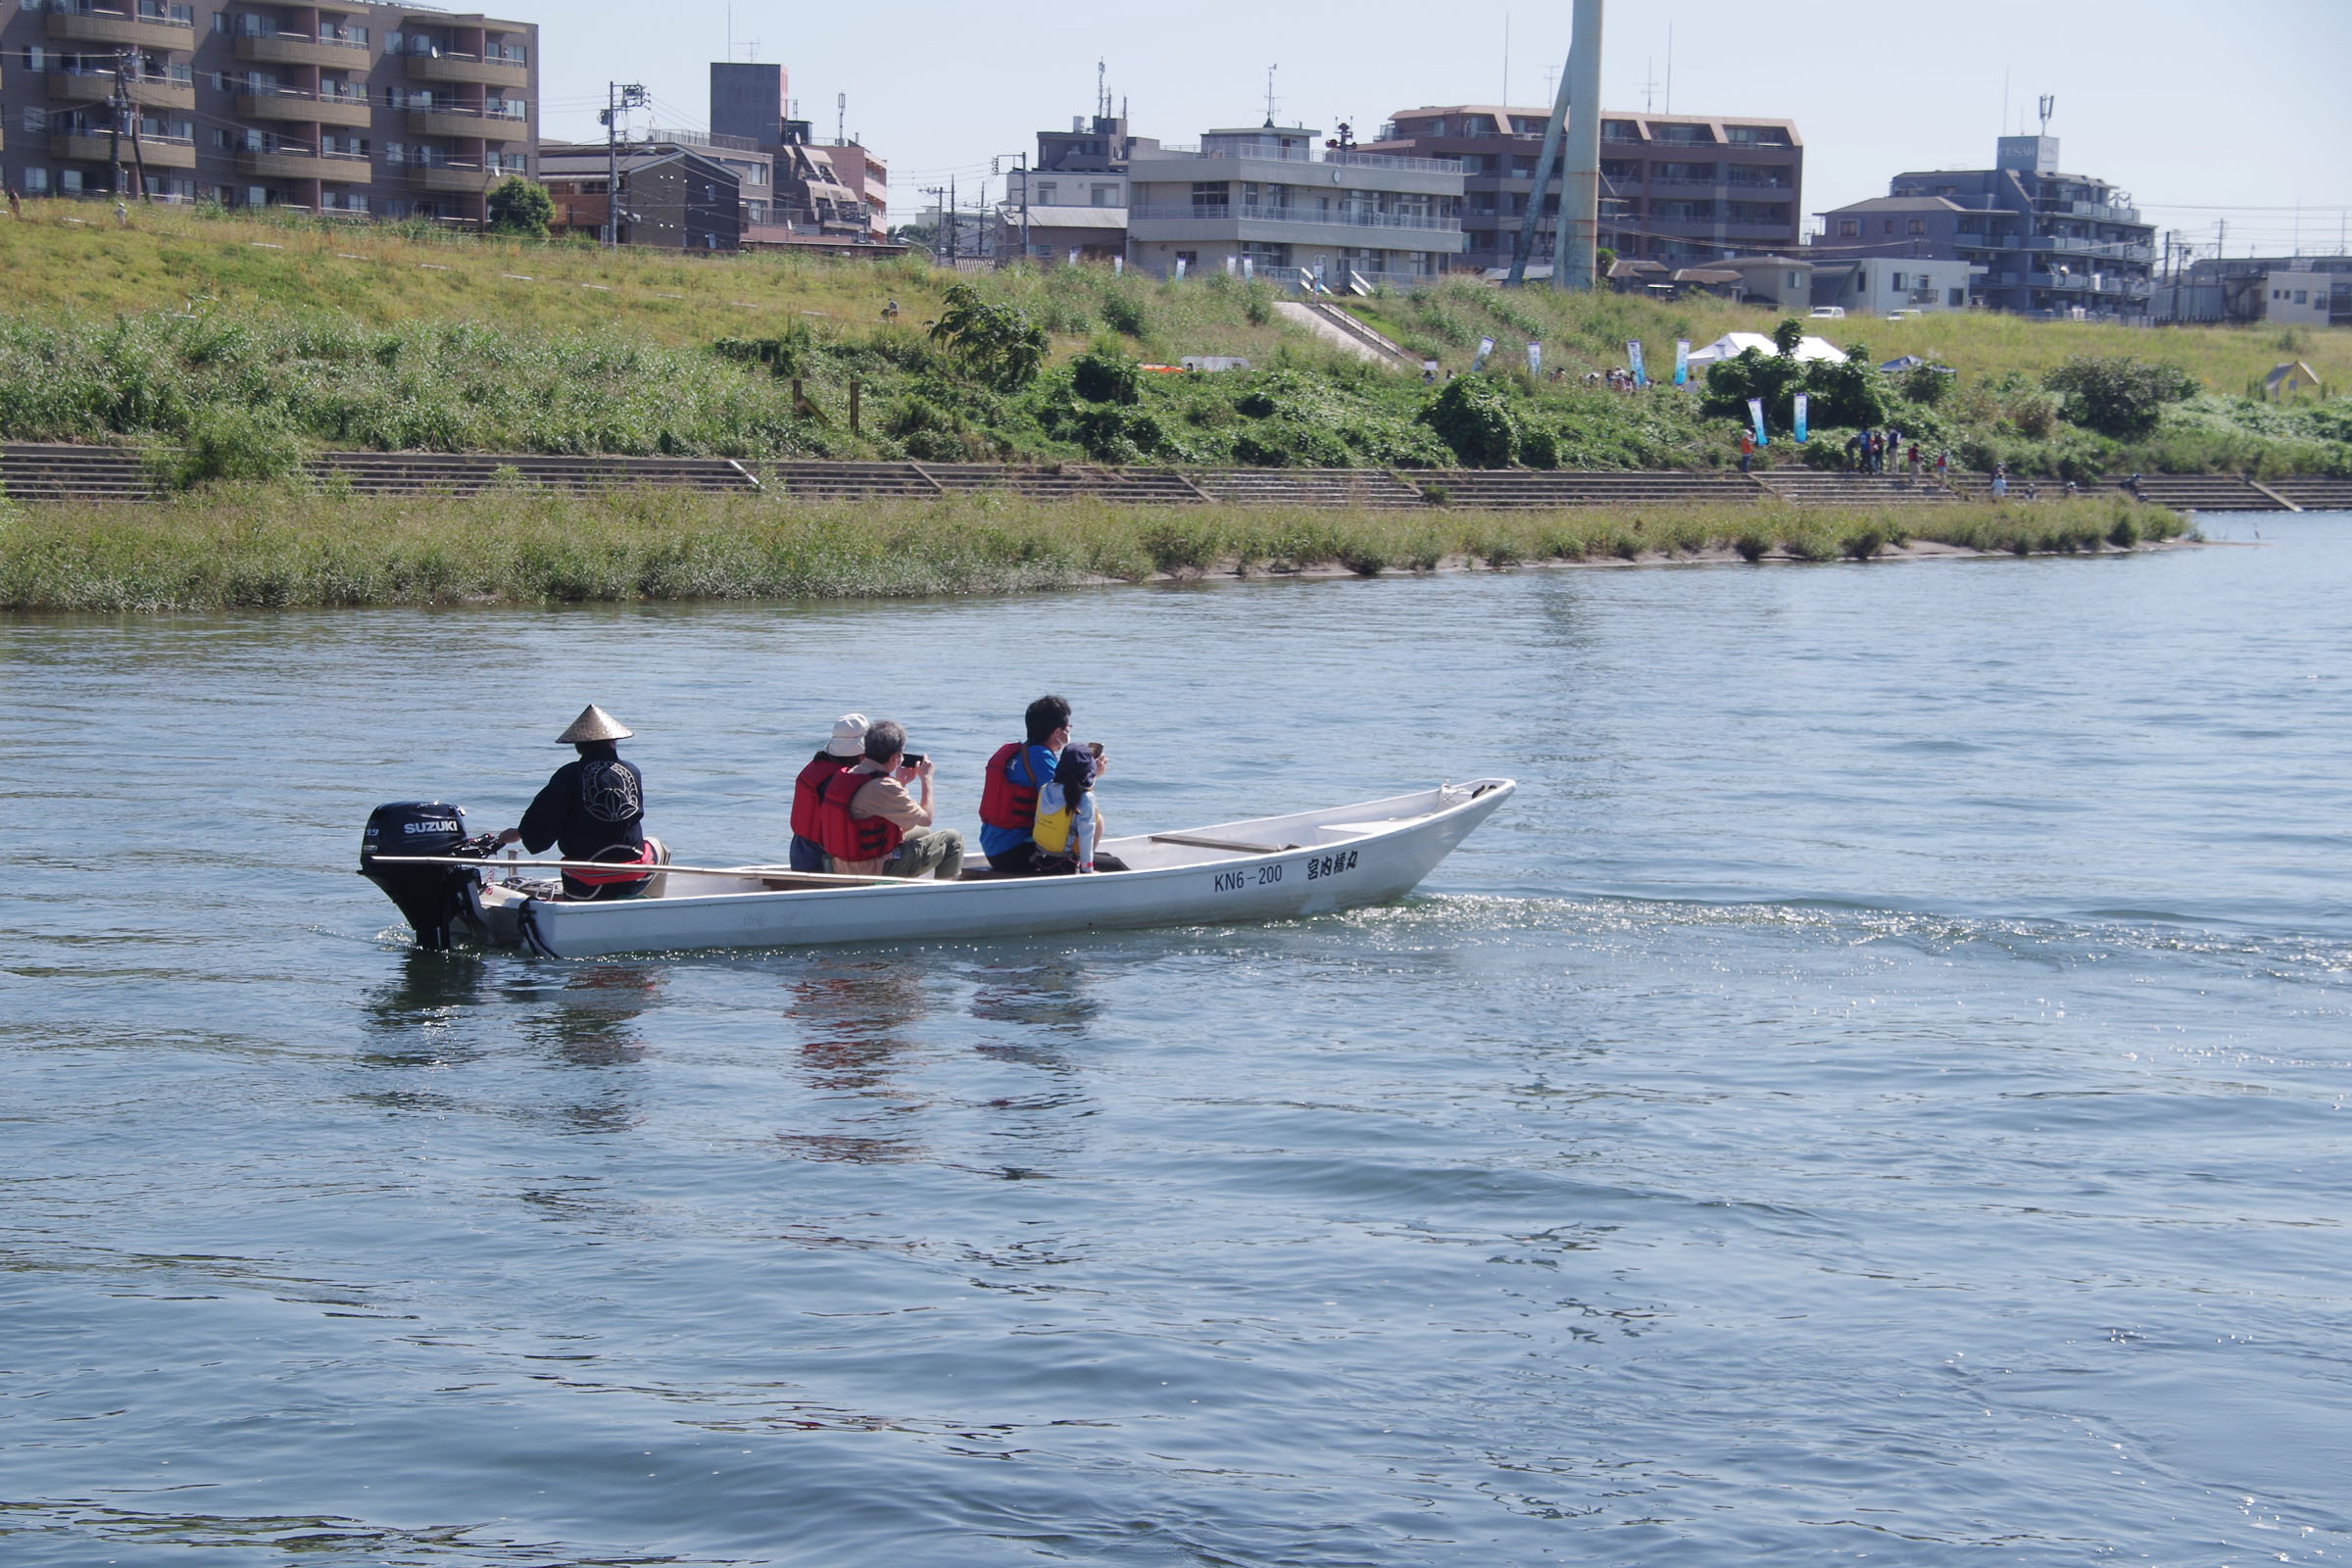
[1684,331,1848,368]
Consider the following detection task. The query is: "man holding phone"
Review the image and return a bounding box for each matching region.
[817,718,964,880]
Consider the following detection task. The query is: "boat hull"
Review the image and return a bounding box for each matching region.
[468,780,1513,958]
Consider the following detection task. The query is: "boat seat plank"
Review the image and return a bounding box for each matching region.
[1148,832,1302,855]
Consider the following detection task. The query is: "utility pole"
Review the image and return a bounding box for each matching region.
[601,81,647,246]
[947,175,956,265]
[1554,0,1606,290]
[106,49,129,199]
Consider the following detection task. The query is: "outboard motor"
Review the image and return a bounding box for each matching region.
[361,802,491,952]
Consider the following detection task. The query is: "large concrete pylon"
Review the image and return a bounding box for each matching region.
[1550,0,1605,290]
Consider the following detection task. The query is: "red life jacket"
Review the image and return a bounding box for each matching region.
[791,754,853,841]
[978,741,1046,832]
[809,767,905,863]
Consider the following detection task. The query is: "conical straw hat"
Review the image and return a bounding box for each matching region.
[556,705,633,744]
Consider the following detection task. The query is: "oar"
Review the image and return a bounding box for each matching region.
[367,855,904,888]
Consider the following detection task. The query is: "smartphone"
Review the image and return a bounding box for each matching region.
[901,753,926,767]
[1087,742,1103,758]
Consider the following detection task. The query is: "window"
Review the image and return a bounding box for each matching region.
[1884,220,1895,234]
[1908,219,1926,234]
[1948,287,1966,307]
[384,30,404,52]
[1190,179,1228,213]
[1092,183,1117,207]
[1035,180,1056,204]
[62,170,84,194]
[24,169,49,194]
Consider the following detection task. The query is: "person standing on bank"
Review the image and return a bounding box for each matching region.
[497,705,664,900]
[811,719,964,880]
[789,713,868,873]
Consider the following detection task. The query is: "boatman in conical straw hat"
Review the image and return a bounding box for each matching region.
[497,706,666,901]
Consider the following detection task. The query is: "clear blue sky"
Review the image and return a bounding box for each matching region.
[523,0,2352,255]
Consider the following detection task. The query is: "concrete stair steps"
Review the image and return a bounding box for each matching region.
[2,444,156,502]
[311,452,756,494]
[765,462,941,500]
[1754,472,1963,506]
[1424,471,1764,509]
[1192,469,1427,508]
[2254,478,2352,511]
[2107,475,2275,511]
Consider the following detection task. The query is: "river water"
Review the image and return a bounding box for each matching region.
[3,516,2347,1566]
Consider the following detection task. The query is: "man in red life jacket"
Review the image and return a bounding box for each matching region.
[812,719,964,879]
[979,695,1128,874]
[789,713,868,874]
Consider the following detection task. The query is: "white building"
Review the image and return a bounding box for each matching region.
[1811,256,1978,315]
[1125,125,1465,288]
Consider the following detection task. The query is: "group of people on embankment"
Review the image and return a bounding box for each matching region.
[499,695,1118,901]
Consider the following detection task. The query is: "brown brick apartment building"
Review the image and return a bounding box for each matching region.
[1366,105,1802,272]
[1,1,536,224]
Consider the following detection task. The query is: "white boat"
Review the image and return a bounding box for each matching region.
[371,780,1513,959]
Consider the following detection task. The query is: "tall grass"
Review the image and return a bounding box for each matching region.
[0,489,2186,612]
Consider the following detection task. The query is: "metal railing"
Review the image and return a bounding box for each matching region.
[1130,204,1461,233]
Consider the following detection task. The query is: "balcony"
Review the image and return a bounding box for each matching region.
[1130,204,1461,235]
[404,52,529,89]
[236,32,370,70]
[407,107,529,141]
[51,130,196,169]
[48,68,196,110]
[236,146,354,181]
[46,7,194,53]
[397,159,497,194]
[239,88,374,128]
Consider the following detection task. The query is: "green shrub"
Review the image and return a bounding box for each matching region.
[485,176,554,239]
[1419,375,1520,466]
[156,405,306,490]
[1070,341,1142,405]
[2043,355,2200,439]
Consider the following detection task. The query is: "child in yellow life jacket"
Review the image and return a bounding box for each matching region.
[1030,744,1102,873]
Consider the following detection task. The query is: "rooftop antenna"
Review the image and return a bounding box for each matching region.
[1263,64,1279,128]
[1502,14,1510,110]
[1641,56,1657,113]
[2037,93,2054,133]
[1664,22,1672,114]
[1543,64,1556,103]
[835,91,846,145]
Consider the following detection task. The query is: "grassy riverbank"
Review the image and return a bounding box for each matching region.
[0,490,2188,612]
[1,201,2346,483]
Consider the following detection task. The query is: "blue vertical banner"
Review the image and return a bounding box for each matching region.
[1627,340,1646,387]
[1792,393,1809,444]
[1525,340,1542,375]
[1747,398,1768,447]
[1472,336,1495,372]
[1674,338,1690,386]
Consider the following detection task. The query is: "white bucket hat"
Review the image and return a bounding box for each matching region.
[825,712,871,759]
[556,704,633,744]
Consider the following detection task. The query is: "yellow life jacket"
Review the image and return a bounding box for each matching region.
[1032,800,1077,857]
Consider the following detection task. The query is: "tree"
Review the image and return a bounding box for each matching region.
[1771,317,1806,359]
[485,175,554,239]
[927,283,1049,392]
[1418,375,1519,466]
[2042,355,2198,439]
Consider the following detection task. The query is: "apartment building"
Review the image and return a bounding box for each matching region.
[1126,123,1464,287]
[997,110,1139,266]
[1,1,535,222]
[539,145,740,252]
[1365,105,1802,270]
[2152,254,2352,326]
[706,62,889,247]
[1813,136,2155,318]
